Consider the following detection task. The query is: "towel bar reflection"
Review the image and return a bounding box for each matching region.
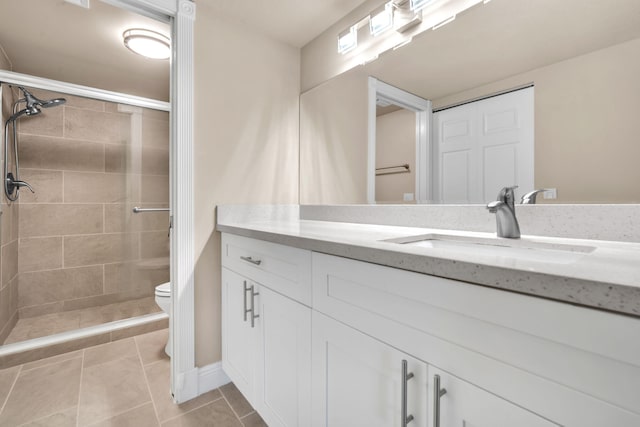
[132,207,170,213]
[376,164,410,176]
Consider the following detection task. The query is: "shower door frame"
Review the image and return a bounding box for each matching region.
[0,0,198,404]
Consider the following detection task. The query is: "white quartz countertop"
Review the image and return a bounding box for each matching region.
[217,217,640,317]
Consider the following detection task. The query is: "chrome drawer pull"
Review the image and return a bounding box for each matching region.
[401,360,414,426]
[240,256,262,266]
[433,374,447,427]
[250,285,260,328]
[243,281,251,322]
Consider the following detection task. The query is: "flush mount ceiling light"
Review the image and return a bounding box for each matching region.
[369,2,395,36]
[410,0,436,12]
[338,25,358,54]
[123,28,170,60]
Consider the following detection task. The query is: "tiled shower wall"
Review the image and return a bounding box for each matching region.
[0,86,19,343]
[15,88,169,319]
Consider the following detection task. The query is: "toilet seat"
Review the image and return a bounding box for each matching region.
[155,282,171,297]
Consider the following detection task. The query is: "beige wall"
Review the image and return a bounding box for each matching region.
[433,38,640,203]
[0,46,11,71]
[0,86,19,343]
[12,87,169,326]
[300,68,368,205]
[194,5,300,366]
[375,109,416,203]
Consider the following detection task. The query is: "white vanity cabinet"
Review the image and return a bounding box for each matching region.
[221,232,640,426]
[221,234,312,427]
[311,311,428,427]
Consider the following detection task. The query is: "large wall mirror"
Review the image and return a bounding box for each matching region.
[300,0,640,204]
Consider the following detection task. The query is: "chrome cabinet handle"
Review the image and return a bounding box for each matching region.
[250,285,260,328]
[240,256,262,266]
[433,374,447,427]
[243,281,250,322]
[401,360,414,426]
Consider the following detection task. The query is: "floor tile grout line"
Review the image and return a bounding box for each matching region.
[219,390,245,423]
[75,349,85,427]
[239,410,256,420]
[84,400,154,427]
[135,336,162,426]
[19,352,83,374]
[14,405,77,427]
[0,364,22,418]
[159,394,225,425]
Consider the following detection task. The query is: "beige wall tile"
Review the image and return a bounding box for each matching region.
[64,107,130,144]
[0,358,82,426]
[64,233,139,267]
[103,262,168,295]
[2,239,18,287]
[18,265,103,308]
[19,135,105,172]
[20,204,103,237]
[10,201,19,241]
[0,311,17,345]
[142,117,169,149]
[142,108,169,121]
[142,147,169,176]
[0,284,13,338]
[17,169,64,204]
[18,301,65,319]
[140,231,169,259]
[104,143,127,173]
[1,200,15,246]
[19,237,63,273]
[141,175,169,204]
[64,172,138,203]
[17,107,63,137]
[61,291,145,312]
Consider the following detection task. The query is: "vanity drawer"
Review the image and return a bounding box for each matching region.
[312,252,640,426]
[221,233,311,306]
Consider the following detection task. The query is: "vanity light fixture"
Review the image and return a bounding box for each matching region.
[338,25,358,54]
[369,2,395,36]
[123,28,170,60]
[409,0,436,12]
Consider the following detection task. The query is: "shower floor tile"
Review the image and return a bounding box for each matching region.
[3,297,161,345]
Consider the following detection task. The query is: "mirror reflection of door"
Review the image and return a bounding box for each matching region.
[433,87,535,204]
[375,102,417,203]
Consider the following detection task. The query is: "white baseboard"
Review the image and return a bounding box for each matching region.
[198,361,231,394]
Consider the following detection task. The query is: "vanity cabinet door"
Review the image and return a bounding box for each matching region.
[429,367,558,427]
[312,312,428,427]
[221,268,258,401]
[255,286,311,427]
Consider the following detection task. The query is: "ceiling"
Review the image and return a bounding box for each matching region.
[0,0,370,101]
[202,0,369,48]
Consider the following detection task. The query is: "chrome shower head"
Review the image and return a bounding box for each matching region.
[20,86,66,110]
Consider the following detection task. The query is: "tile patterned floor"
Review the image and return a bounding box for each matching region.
[0,329,266,426]
[4,297,161,344]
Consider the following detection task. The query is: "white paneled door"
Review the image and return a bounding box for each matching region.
[433,87,534,203]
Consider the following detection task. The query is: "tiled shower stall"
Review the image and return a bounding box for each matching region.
[0,86,169,345]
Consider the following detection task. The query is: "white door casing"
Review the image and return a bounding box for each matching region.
[433,87,534,203]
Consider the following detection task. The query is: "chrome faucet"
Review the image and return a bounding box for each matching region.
[487,186,521,238]
[521,188,550,204]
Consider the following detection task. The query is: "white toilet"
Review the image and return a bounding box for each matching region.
[154,282,172,356]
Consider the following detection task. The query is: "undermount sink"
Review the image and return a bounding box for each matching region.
[381,233,596,264]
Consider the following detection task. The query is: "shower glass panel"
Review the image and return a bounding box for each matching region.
[0,85,169,345]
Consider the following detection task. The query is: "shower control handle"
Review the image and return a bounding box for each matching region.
[5,173,34,195]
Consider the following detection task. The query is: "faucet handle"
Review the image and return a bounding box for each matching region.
[496,186,518,206]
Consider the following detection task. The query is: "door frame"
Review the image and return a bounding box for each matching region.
[109,0,197,403]
[367,77,432,204]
